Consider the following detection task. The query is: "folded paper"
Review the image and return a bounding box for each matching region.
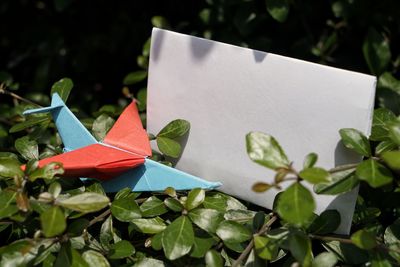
[23,93,221,191]
[147,28,376,234]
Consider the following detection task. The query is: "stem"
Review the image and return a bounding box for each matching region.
[309,234,353,244]
[0,83,42,107]
[88,209,111,227]
[232,215,277,267]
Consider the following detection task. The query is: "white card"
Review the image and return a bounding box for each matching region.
[147,28,376,234]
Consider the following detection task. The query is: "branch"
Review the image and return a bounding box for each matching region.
[232,215,278,267]
[88,209,111,227]
[0,83,42,107]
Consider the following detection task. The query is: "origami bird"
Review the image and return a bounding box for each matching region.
[23,93,221,192]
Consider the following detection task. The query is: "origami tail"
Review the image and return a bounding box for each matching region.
[23,93,97,151]
[101,158,222,192]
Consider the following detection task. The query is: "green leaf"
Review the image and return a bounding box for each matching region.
[246,132,290,170]
[140,196,167,217]
[190,237,215,258]
[151,232,163,251]
[303,153,318,169]
[375,140,397,155]
[370,251,392,267]
[15,136,39,160]
[133,258,165,267]
[131,217,166,234]
[205,250,223,267]
[203,194,227,212]
[312,252,337,267]
[162,215,194,260]
[151,16,170,29]
[387,120,400,145]
[351,229,377,250]
[123,71,147,85]
[111,197,141,222]
[253,211,266,232]
[362,28,391,75]
[339,128,371,157]
[55,242,89,267]
[108,240,135,259]
[158,119,190,138]
[92,114,115,141]
[355,159,393,188]
[186,188,205,211]
[164,198,184,212]
[370,108,397,141]
[100,216,116,248]
[224,209,256,223]
[289,231,312,267]
[29,162,64,181]
[378,72,400,94]
[156,137,181,158]
[266,0,289,22]
[216,220,252,243]
[188,208,223,233]
[308,210,340,234]
[0,191,18,219]
[254,235,278,260]
[51,78,73,102]
[67,218,90,236]
[0,158,23,179]
[276,182,315,227]
[299,167,330,184]
[322,240,369,265]
[381,151,400,169]
[384,219,400,261]
[40,206,66,237]
[81,250,110,267]
[314,169,358,195]
[9,116,50,133]
[59,193,110,213]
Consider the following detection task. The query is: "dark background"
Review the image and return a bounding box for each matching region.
[1,0,400,110]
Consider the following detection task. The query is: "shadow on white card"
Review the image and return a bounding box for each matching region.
[147,28,376,234]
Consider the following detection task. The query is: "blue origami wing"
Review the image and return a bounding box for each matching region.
[102,158,221,192]
[23,93,97,151]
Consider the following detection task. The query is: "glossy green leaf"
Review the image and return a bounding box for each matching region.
[158,119,190,138]
[299,167,330,184]
[375,141,397,155]
[67,218,90,236]
[277,182,315,226]
[92,114,115,141]
[339,128,371,157]
[162,215,194,260]
[111,197,141,222]
[254,235,278,260]
[266,0,289,22]
[203,194,227,212]
[224,209,256,223]
[164,198,183,212]
[362,28,391,75]
[15,136,39,160]
[186,188,205,211]
[387,120,400,145]
[132,258,165,267]
[51,78,73,102]
[188,208,223,233]
[55,242,89,267]
[59,193,110,213]
[108,240,135,259]
[0,191,18,219]
[381,151,400,170]
[157,137,181,158]
[370,108,397,141]
[370,251,392,267]
[312,252,337,267]
[151,232,163,251]
[205,250,223,267]
[355,159,393,188]
[303,153,318,169]
[308,210,340,235]
[289,231,312,267]
[29,162,64,181]
[314,169,358,195]
[190,237,215,258]
[131,217,166,234]
[351,229,377,250]
[246,132,289,170]
[384,219,400,261]
[216,220,252,243]
[140,196,167,217]
[82,250,110,267]
[123,71,147,85]
[9,116,50,133]
[0,158,23,179]
[40,206,66,237]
